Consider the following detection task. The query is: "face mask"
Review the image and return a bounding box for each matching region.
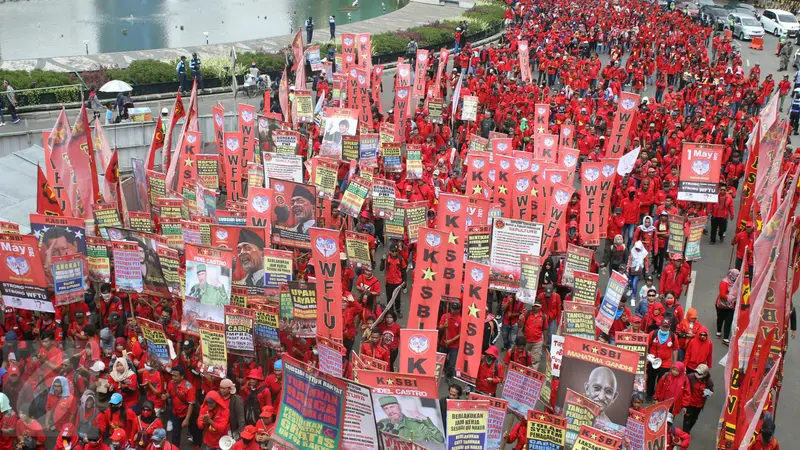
[144,364,152,371]
[102,294,111,301]
[110,444,120,450]
[63,441,71,450]
[665,298,675,305]
[142,410,153,418]
[312,349,319,356]
[110,404,121,411]
[152,443,163,449]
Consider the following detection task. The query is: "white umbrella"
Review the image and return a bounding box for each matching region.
[99,80,133,93]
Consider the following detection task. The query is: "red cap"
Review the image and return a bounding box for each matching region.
[241,425,256,440]
[247,368,264,381]
[8,366,19,376]
[111,429,127,442]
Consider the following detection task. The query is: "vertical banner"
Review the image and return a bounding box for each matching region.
[517,254,542,305]
[533,104,549,135]
[597,160,618,240]
[412,49,429,110]
[407,228,445,329]
[224,305,255,357]
[678,143,723,203]
[455,261,490,383]
[0,233,48,311]
[684,216,707,260]
[561,244,593,288]
[563,391,602,448]
[446,400,488,450]
[667,214,686,256]
[534,134,558,162]
[309,228,343,341]
[614,332,648,393]
[511,171,533,221]
[246,187,273,229]
[435,193,469,307]
[606,92,640,158]
[468,395,507,450]
[643,400,673,450]
[572,270,599,305]
[111,240,143,293]
[596,270,627,334]
[518,41,531,83]
[224,132,245,202]
[178,131,200,191]
[562,302,596,339]
[493,155,514,217]
[238,105,256,168]
[211,104,226,186]
[198,320,228,378]
[275,356,347,450]
[86,236,111,283]
[526,412,567,450]
[394,86,410,142]
[561,124,575,149]
[465,153,490,203]
[138,318,171,366]
[356,33,372,73]
[500,362,545,417]
[341,33,356,70]
[579,162,604,246]
[540,182,574,256]
[51,254,85,306]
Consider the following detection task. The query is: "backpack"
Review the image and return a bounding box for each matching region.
[244,386,268,425]
[135,418,157,450]
[663,304,678,329]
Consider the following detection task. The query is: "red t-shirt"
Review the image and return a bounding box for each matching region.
[438,312,461,349]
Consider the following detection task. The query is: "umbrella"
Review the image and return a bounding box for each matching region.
[99,80,133,93]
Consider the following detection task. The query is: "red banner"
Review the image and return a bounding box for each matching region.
[246,187,273,231]
[178,131,200,191]
[598,160,618,239]
[309,227,343,341]
[238,104,256,169]
[535,134,558,163]
[412,49,429,107]
[398,329,438,376]
[518,41,532,83]
[533,104,549,135]
[540,182,575,256]
[394,86,410,143]
[511,171,532,221]
[560,124,575,149]
[354,67,372,130]
[341,33,356,70]
[0,233,48,308]
[37,165,62,216]
[371,66,384,112]
[224,132,245,202]
[494,155,514,217]
[678,143,724,203]
[466,153,490,200]
[44,125,71,216]
[435,194,468,303]
[211,104,226,188]
[145,116,165,172]
[579,162,603,246]
[455,261,490,382]
[64,105,98,218]
[557,146,579,185]
[606,92,639,158]
[356,33,372,73]
[643,400,672,450]
[433,49,448,98]
[407,227,446,329]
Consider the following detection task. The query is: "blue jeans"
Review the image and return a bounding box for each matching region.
[627,274,642,298]
[446,347,458,376]
[454,41,460,53]
[547,319,557,349]
[623,224,636,246]
[502,323,518,349]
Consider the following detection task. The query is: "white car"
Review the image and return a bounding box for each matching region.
[760,9,800,37]
[727,13,765,40]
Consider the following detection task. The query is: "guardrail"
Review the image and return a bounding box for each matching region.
[11,84,84,107]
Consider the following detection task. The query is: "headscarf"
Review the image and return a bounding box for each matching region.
[109,356,135,383]
[725,268,741,305]
[99,328,114,353]
[631,241,648,270]
[638,215,655,232]
[113,337,128,357]
[0,393,11,413]
[661,362,687,405]
[79,391,96,417]
[49,375,71,398]
[613,234,624,247]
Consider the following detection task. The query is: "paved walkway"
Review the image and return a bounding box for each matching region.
[0,2,462,72]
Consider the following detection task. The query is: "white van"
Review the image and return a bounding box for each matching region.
[760,9,800,37]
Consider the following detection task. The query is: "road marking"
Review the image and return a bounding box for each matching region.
[747,59,750,67]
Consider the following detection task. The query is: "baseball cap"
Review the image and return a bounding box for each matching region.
[111,429,127,442]
[241,425,256,440]
[152,429,167,442]
[109,393,123,405]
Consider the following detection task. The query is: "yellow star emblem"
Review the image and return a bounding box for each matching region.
[537,126,545,134]
[448,232,458,245]
[498,185,508,195]
[571,304,578,310]
[386,378,394,385]
[422,267,436,281]
[184,157,194,167]
[591,346,599,353]
[531,186,539,197]
[472,184,483,195]
[590,433,598,440]
[623,335,631,341]
[468,302,480,318]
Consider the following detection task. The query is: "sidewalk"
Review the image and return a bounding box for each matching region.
[0,2,462,73]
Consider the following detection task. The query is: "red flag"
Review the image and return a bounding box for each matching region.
[162,92,186,171]
[309,227,343,341]
[291,29,304,71]
[455,261,490,382]
[104,150,124,218]
[407,227,446,329]
[37,164,62,216]
[606,92,640,158]
[64,105,99,218]
[145,116,165,171]
[736,127,760,232]
[279,68,289,123]
[433,49,448,99]
[43,111,73,215]
[167,83,198,190]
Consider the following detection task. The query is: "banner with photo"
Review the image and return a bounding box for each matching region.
[224,305,255,357]
[274,356,347,450]
[271,179,317,249]
[185,244,233,307]
[104,228,170,297]
[86,236,111,283]
[321,108,359,157]
[562,302,596,340]
[489,218,544,292]
[138,318,171,366]
[258,114,290,154]
[198,320,228,378]
[210,226,267,294]
[557,336,639,437]
[30,214,87,285]
[111,240,143,293]
[596,270,627,334]
[526,412,567,450]
[501,362,545,417]
[0,233,49,312]
[677,143,723,203]
[468,394,507,450]
[182,299,225,335]
[51,253,85,306]
[357,371,445,449]
[446,400,488,450]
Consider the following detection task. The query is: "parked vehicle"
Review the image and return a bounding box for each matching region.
[726,13,765,40]
[701,6,729,30]
[723,2,759,18]
[761,9,800,37]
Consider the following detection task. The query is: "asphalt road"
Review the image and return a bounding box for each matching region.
[5,14,797,449]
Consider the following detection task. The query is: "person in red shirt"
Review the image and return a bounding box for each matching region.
[360,328,390,366]
[44,376,76,432]
[751,413,779,450]
[660,255,691,300]
[242,369,271,426]
[475,346,504,396]
[231,425,259,450]
[137,400,164,444]
[523,303,547,369]
[503,416,528,450]
[107,357,138,409]
[15,410,45,450]
[354,267,382,305]
[0,393,17,450]
[537,285,561,350]
[438,302,461,378]
[380,245,407,315]
[342,294,363,356]
[646,319,678,401]
[378,312,401,370]
[31,332,63,387]
[255,406,276,441]
[681,363,713,432]
[504,336,532,366]
[501,294,525,351]
[709,184,734,244]
[141,357,165,414]
[165,365,197,446]
[197,391,230,450]
[98,393,139,443]
[732,222,754,277]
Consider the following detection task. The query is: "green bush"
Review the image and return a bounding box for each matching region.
[238,52,287,73]
[107,60,176,85]
[371,34,412,55]
[411,26,453,46]
[0,69,74,90]
[463,2,506,24]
